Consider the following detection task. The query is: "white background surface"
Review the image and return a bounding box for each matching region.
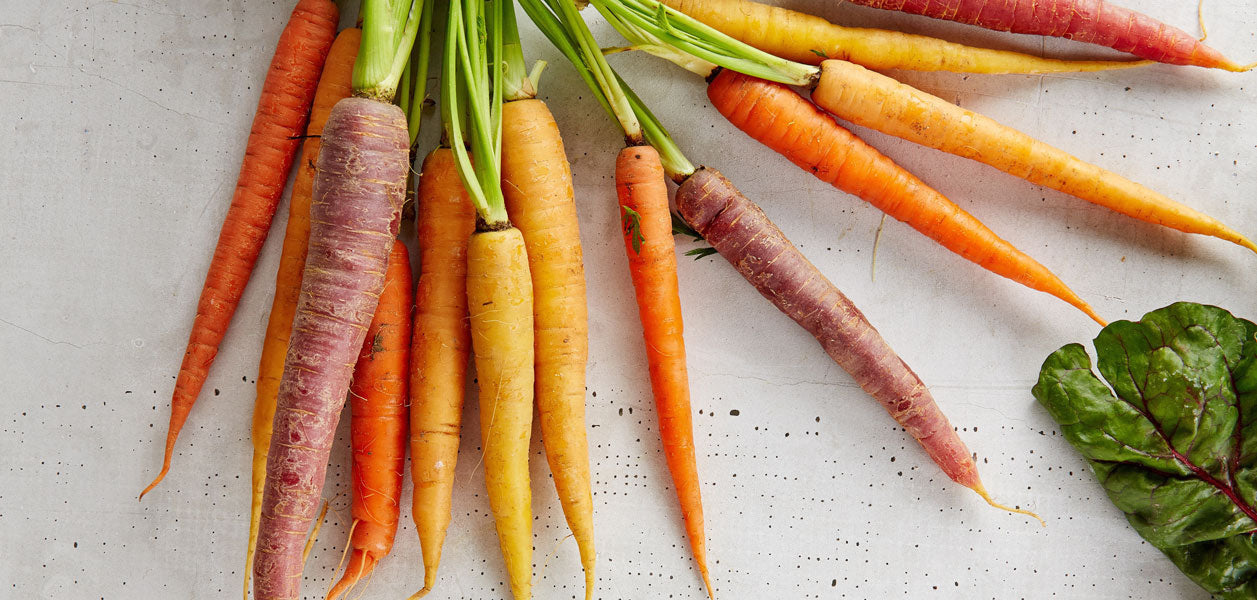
[2,1,1255,598]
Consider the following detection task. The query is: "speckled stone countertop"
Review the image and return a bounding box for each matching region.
[2,1,1254,598]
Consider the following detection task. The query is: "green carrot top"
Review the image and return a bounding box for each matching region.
[589,0,820,86]
[355,0,427,101]
[444,0,509,227]
[519,0,694,180]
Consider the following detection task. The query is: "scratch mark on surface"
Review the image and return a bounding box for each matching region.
[0,317,91,349]
[73,67,227,126]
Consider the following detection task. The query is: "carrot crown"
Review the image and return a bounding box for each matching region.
[520,0,695,179]
[590,0,819,86]
[444,0,510,226]
[355,0,427,101]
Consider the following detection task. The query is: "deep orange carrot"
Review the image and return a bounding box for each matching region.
[327,239,413,600]
[141,0,339,499]
[707,68,1106,325]
[408,147,476,596]
[245,27,360,600]
[617,145,714,598]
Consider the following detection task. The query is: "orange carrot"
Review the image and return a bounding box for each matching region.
[245,27,360,600]
[327,239,413,600]
[807,59,1257,254]
[141,0,339,499]
[408,147,476,596]
[707,69,1106,325]
[617,145,714,597]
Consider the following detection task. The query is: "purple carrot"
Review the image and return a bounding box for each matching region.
[675,167,1041,522]
[844,0,1252,71]
[252,97,408,600]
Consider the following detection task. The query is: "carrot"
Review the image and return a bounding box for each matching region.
[407,148,476,597]
[439,1,536,597]
[326,239,412,600]
[807,59,1257,254]
[595,0,1256,253]
[497,11,597,588]
[253,1,422,596]
[243,27,360,600]
[617,145,715,595]
[253,96,408,600]
[675,167,1042,524]
[706,69,1106,325]
[842,0,1255,71]
[500,95,597,600]
[660,0,1148,73]
[141,0,338,500]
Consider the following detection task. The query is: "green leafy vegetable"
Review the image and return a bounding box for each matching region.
[684,247,718,260]
[1033,302,1257,599]
[622,205,645,254]
[671,212,702,240]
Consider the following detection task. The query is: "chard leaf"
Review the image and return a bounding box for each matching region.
[1034,302,1257,599]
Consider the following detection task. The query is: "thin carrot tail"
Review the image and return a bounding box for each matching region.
[698,562,715,599]
[406,585,433,600]
[327,550,377,600]
[970,482,1045,527]
[304,500,331,564]
[138,448,171,500]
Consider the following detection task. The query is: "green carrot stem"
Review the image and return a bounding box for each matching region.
[355,0,427,100]
[408,0,436,147]
[590,0,818,85]
[445,0,509,226]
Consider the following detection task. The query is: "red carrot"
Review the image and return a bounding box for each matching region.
[843,0,1253,71]
[675,167,1042,523]
[253,97,409,600]
[141,0,338,499]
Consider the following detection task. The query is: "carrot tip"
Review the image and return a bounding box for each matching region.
[698,565,715,600]
[138,462,171,501]
[972,484,1046,527]
[405,587,432,600]
[1239,236,1257,254]
[327,550,376,600]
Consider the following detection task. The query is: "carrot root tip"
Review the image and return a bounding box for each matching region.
[138,462,171,501]
[405,587,432,600]
[972,484,1046,527]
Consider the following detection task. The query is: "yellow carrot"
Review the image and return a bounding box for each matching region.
[662,0,1149,73]
[467,227,536,600]
[501,97,596,600]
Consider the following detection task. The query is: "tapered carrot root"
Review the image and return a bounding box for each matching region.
[142,0,338,500]
[408,148,476,597]
[675,168,1039,524]
[842,0,1250,71]
[707,69,1105,325]
[253,97,408,600]
[246,27,360,600]
[327,239,412,600]
[617,146,714,597]
[662,0,1148,73]
[809,60,1257,254]
[500,98,596,600]
[468,227,536,600]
